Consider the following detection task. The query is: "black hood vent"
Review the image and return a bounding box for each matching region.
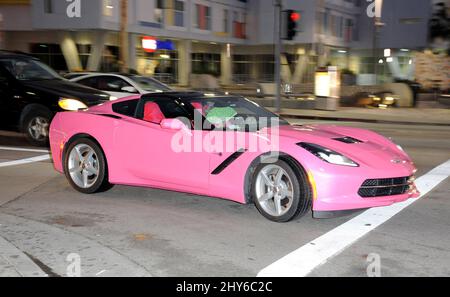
[334,137,363,144]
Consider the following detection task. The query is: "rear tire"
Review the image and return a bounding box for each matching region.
[252,159,311,222]
[63,138,111,194]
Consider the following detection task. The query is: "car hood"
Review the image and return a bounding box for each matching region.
[266,124,412,170]
[23,79,110,106]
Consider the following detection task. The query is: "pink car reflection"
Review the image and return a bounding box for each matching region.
[49,93,419,222]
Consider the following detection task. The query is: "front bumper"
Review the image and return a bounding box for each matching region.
[311,162,420,212]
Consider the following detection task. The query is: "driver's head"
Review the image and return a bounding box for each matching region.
[15,61,28,76]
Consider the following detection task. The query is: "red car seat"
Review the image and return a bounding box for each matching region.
[143,101,165,124]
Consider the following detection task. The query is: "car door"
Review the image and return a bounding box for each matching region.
[113,97,210,190]
[0,67,21,127]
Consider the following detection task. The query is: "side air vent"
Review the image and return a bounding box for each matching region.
[97,114,122,119]
[334,137,363,144]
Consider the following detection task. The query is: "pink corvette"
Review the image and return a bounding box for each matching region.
[49,92,419,222]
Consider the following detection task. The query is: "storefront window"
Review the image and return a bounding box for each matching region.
[137,47,178,84]
[100,46,120,73]
[192,53,221,77]
[77,44,92,70]
[29,43,67,71]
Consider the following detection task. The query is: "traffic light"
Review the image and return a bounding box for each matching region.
[285,10,300,40]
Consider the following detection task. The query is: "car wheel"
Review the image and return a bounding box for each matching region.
[23,107,52,146]
[252,160,311,222]
[64,138,111,194]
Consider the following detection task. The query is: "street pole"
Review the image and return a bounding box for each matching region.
[372,16,378,85]
[119,0,129,73]
[274,0,282,113]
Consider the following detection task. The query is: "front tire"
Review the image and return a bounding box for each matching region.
[23,107,52,146]
[64,138,111,194]
[252,160,311,222]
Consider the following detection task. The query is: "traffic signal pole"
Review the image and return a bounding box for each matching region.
[275,0,282,113]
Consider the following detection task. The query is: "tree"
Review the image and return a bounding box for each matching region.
[428,2,450,54]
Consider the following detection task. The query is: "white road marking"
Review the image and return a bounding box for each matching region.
[0,154,51,168]
[0,146,49,153]
[257,159,450,277]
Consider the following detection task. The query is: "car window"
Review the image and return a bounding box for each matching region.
[0,58,61,81]
[112,99,139,117]
[97,76,134,92]
[130,76,171,93]
[137,97,191,123]
[77,77,98,88]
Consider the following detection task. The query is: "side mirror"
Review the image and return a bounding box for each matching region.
[121,86,138,93]
[160,118,190,132]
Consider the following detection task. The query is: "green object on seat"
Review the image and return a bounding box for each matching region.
[206,107,237,124]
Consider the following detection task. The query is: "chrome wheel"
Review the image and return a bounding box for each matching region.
[67,144,100,189]
[28,117,49,141]
[255,164,295,217]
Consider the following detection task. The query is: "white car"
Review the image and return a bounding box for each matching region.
[68,73,172,99]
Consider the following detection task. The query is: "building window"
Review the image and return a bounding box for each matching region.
[205,6,212,30]
[155,0,164,24]
[316,12,324,34]
[345,19,354,42]
[174,0,185,27]
[223,9,229,33]
[103,0,114,17]
[195,4,211,30]
[44,0,53,14]
[323,9,329,35]
[233,12,246,39]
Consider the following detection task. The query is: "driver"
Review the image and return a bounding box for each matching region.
[13,61,29,80]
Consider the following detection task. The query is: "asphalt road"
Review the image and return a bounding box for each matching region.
[0,120,449,277]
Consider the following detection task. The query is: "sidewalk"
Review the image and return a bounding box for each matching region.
[269,107,450,126]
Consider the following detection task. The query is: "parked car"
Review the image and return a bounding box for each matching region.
[69,73,172,99]
[0,51,111,146]
[49,92,419,222]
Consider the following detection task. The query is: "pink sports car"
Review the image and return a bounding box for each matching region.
[49,92,419,222]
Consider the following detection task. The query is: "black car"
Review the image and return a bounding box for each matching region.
[0,51,111,146]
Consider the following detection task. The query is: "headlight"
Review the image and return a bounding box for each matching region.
[58,98,88,111]
[109,96,118,101]
[298,143,359,167]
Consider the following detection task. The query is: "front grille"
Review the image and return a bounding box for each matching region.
[358,176,412,198]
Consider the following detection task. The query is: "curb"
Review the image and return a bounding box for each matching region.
[0,235,48,277]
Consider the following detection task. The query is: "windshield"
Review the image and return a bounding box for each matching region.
[186,97,289,132]
[0,58,61,81]
[131,76,171,93]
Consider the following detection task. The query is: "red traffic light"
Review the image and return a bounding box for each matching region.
[290,12,300,22]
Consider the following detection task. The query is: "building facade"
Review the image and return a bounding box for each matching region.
[0,0,435,86]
